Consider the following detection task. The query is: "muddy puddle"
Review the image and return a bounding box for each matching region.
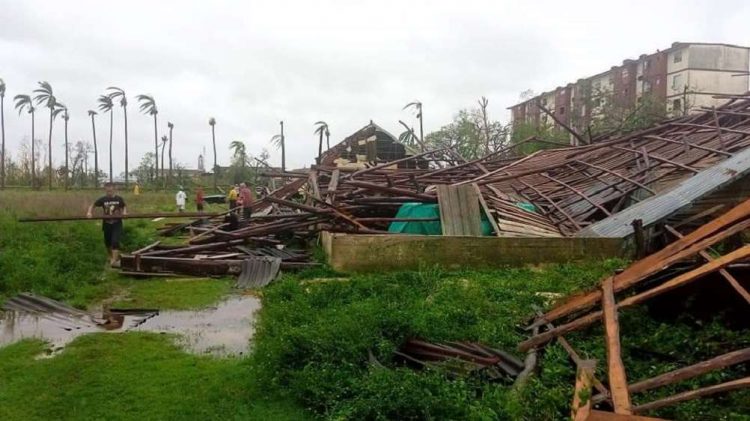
[0,295,261,358]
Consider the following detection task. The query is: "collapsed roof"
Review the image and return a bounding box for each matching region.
[299,95,750,238]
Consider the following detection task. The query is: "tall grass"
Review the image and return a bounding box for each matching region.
[0,190,176,217]
[0,190,172,306]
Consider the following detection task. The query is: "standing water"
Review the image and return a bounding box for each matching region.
[0,295,261,357]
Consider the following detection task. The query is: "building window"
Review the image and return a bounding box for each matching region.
[673,98,682,113]
[674,51,683,63]
[643,81,652,93]
[622,69,629,79]
[560,106,565,115]
[592,97,601,107]
[643,60,651,71]
[672,74,683,90]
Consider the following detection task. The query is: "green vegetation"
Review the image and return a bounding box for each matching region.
[2,190,748,420]
[249,266,750,420]
[111,278,233,310]
[0,335,307,421]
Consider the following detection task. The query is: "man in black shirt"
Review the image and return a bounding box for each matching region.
[87,182,127,267]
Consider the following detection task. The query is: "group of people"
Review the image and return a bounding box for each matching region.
[227,182,254,219]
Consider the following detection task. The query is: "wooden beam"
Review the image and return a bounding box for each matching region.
[520,245,750,351]
[593,347,750,404]
[665,225,750,305]
[131,241,161,255]
[572,359,597,421]
[601,277,632,414]
[473,183,501,236]
[19,212,221,222]
[529,198,750,331]
[633,376,750,414]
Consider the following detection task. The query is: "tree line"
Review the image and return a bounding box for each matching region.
[0,77,532,192]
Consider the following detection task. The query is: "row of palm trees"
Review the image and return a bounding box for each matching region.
[0,80,168,189]
[0,78,425,191]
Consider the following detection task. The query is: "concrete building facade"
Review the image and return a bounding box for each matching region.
[509,42,750,144]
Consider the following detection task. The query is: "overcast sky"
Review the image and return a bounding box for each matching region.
[1,0,748,174]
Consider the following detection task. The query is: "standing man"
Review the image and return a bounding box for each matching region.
[196,186,205,213]
[239,182,254,220]
[87,182,127,267]
[227,184,238,212]
[175,187,187,213]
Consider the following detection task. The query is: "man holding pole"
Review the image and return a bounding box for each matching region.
[87,182,127,267]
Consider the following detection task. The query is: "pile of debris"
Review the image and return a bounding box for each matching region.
[111,94,750,279]
[519,198,750,419]
[393,338,525,382]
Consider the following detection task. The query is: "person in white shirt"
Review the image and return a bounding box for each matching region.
[175,187,187,212]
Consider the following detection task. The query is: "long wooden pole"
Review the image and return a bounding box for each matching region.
[19,212,221,222]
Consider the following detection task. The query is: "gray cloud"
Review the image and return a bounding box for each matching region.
[0,0,747,175]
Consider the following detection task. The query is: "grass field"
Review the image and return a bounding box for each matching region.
[1,190,748,420]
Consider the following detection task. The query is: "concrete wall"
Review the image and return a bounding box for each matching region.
[686,44,749,71]
[322,232,627,273]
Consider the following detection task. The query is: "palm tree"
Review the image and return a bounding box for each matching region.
[314,121,329,163]
[229,140,247,167]
[160,135,168,184]
[0,77,5,189]
[137,95,159,185]
[34,81,60,189]
[14,94,35,186]
[403,101,423,151]
[88,110,99,186]
[270,120,285,172]
[167,121,174,184]
[107,87,129,187]
[209,117,217,190]
[56,106,69,190]
[98,94,114,183]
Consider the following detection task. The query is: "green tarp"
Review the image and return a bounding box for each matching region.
[388,203,493,236]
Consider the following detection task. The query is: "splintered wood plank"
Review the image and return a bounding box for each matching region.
[437,184,482,236]
[473,183,501,236]
[572,359,597,421]
[601,277,632,414]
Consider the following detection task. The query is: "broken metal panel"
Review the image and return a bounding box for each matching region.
[236,257,282,289]
[577,146,750,238]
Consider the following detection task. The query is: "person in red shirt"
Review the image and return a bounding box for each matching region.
[239,182,254,220]
[196,186,205,213]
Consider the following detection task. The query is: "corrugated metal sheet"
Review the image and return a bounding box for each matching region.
[577,146,750,238]
[236,256,282,289]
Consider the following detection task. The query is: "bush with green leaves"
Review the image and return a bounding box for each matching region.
[249,263,750,420]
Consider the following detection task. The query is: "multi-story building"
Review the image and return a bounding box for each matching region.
[509,42,750,144]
